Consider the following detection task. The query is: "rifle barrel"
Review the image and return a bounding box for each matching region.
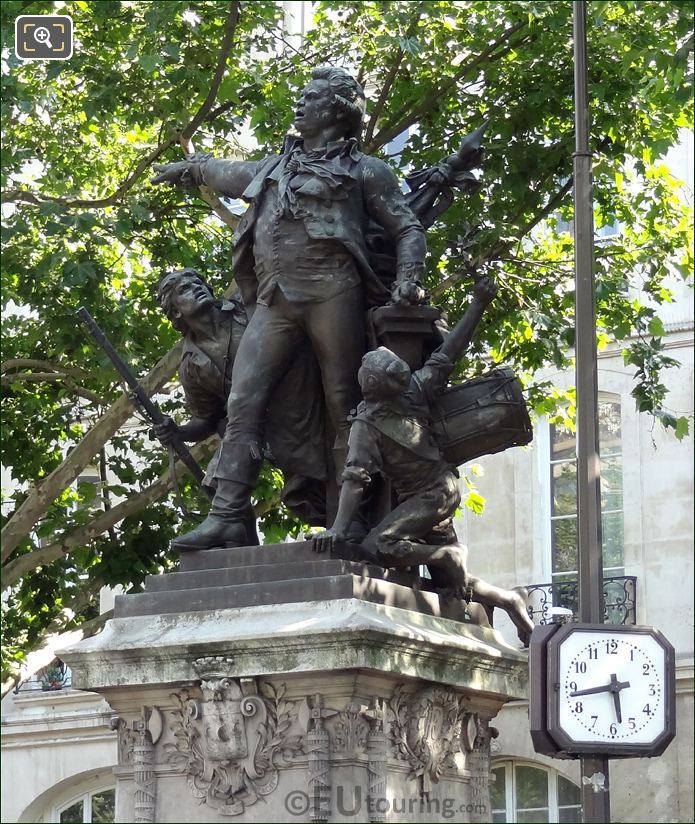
[77,306,210,492]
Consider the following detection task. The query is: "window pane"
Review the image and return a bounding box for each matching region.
[490,766,506,814]
[517,811,549,823]
[492,814,507,823]
[60,801,84,823]
[598,401,621,454]
[552,518,578,573]
[91,790,116,824]
[515,765,549,810]
[559,806,583,823]
[558,776,581,806]
[552,462,577,517]
[601,510,624,570]
[551,422,575,460]
[600,455,623,512]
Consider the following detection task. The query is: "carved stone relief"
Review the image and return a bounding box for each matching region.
[133,712,157,823]
[164,657,302,816]
[111,716,137,766]
[163,671,495,820]
[111,707,162,822]
[466,716,499,824]
[304,693,338,823]
[364,697,389,824]
[389,684,468,796]
[332,700,369,754]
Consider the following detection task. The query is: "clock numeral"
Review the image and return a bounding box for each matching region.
[604,639,618,654]
[569,680,578,692]
[589,715,598,729]
[588,647,598,659]
[574,661,587,674]
[642,663,650,675]
[642,704,653,717]
[628,717,636,730]
[574,701,583,713]
[609,723,617,735]
[630,649,635,661]
[648,684,656,696]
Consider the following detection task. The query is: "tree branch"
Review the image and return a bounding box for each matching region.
[2,437,218,587]
[1,358,92,380]
[1,342,182,563]
[2,422,281,588]
[430,176,574,299]
[1,372,105,404]
[0,581,112,699]
[363,2,424,148]
[367,19,528,152]
[2,1,241,212]
[180,1,241,140]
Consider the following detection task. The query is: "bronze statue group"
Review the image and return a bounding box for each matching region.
[151,66,534,645]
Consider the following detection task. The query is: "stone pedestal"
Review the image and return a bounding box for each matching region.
[61,542,527,823]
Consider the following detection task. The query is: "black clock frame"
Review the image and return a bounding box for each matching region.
[541,623,676,758]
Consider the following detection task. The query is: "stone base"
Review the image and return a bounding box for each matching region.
[60,542,528,823]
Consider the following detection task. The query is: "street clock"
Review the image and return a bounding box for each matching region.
[530,623,675,758]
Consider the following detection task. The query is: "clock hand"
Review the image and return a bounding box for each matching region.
[569,683,613,697]
[569,673,631,700]
[610,673,629,723]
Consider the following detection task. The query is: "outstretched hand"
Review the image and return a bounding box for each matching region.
[472,275,498,306]
[151,161,194,186]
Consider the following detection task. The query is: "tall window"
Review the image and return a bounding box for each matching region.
[549,397,624,615]
[55,789,115,823]
[491,761,581,823]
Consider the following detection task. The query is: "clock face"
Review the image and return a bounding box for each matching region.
[555,629,669,748]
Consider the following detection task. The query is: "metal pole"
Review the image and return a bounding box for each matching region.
[573,2,610,820]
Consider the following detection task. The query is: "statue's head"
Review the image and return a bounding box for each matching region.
[294,66,366,141]
[156,268,215,333]
[358,347,411,401]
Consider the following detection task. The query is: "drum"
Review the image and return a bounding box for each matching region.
[431,368,533,466]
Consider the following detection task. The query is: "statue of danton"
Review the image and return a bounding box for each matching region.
[153,66,428,553]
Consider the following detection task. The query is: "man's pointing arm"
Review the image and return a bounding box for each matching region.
[151,156,262,199]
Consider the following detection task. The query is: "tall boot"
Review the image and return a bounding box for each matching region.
[171,441,261,552]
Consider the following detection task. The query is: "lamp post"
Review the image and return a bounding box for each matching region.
[572,1,611,820]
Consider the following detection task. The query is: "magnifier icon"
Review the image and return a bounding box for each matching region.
[34,26,53,49]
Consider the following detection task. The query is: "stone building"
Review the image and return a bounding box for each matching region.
[455,132,694,823]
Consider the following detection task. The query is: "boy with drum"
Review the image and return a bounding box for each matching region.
[312,275,534,645]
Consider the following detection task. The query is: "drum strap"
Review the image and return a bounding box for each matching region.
[361,414,442,462]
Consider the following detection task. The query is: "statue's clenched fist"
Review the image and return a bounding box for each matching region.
[151,153,210,187]
[391,279,426,306]
[472,275,498,306]
[151,160,196,187]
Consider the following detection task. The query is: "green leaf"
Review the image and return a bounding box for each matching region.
[675,417,690,440]
[138,55,161,73]
[648,317,666,337]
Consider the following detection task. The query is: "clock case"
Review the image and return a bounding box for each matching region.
[530,622,676,759]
